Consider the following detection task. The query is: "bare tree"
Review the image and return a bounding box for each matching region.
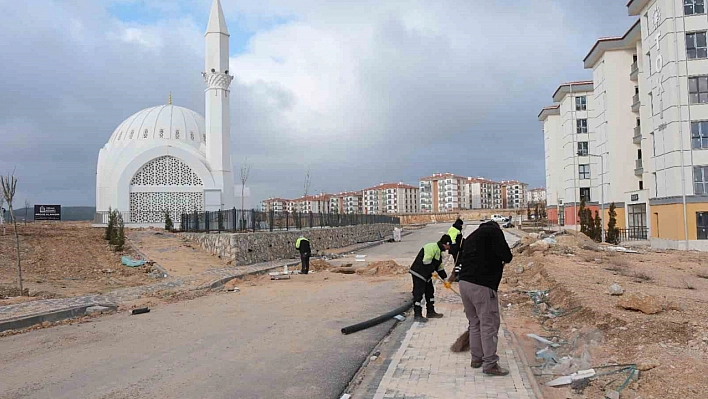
[24,199,30,224]
[240,159,251,230]
[0,196,5,235]
[303,168,312,214]
[1,172,24,295]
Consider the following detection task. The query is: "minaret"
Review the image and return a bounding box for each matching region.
[203,0,235,209]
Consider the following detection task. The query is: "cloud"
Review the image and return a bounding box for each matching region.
[0,0,633,206]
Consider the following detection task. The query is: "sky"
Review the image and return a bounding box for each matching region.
[0,0,635,207]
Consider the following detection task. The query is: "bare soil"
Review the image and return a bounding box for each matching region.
[356,260,408,276]
[0,222,152,304]
[128,229,234,276]
[499,231,708,399]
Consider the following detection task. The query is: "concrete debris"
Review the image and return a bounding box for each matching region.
[515,265,525,274]
[605,390,620,399]
[527,261,534,269]
[270,275,291,280]
[538,303,548,312]
[604,246,639,254]
[85,306,113,316]
[617,292,663,314]
[609,283,624,296]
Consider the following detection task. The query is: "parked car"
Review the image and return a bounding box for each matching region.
[490,214,508,223]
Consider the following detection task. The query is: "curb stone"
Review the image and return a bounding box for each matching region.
[0,304,117,333]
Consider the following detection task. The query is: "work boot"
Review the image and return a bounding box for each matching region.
[426,308,443,318]
[483,363,510,376]
[470,359,483,369]
[413,306,428,323]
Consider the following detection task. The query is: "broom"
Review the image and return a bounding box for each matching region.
[450,330,469,352]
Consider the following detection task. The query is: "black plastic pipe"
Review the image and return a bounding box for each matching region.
[341,298,414,335]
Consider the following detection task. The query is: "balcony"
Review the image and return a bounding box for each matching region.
[630,61,639,81]
[633,126,642,144]
[635,159,643,175]
[631,93,640,112]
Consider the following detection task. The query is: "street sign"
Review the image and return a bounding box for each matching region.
[631,194,639,202]
[34,205,61,221]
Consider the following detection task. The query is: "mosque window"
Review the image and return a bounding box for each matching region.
[117,131,123,140]
[143,129,148,138]
[159,129,164,138]
[190,131,195,140]
[129,130,134,139]
[175,130,180,139]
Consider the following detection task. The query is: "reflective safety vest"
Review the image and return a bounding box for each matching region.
[447,226,461,243]
[422,242,442,267]
[295,237,309,249]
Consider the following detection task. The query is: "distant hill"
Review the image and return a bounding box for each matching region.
[3,206,96,222]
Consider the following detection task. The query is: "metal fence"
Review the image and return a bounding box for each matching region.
[179,209,400,232]
[617,227,648,242]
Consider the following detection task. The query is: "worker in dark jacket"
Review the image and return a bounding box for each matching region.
[448,221,512,376]
[409,234,452,323]
[295,236,311,274]
[447,218,464,262]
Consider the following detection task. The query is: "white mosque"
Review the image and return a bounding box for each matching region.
[96,0,247,225]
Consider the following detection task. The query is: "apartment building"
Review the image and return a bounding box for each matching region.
[260,197,287,212]
[330,191,363,214]
[540,0,708,250]
[629,0,708,249]
[540,81,595,226]
[363,183,419,214]
[501,180,529,209]
[466,178,503,209]
[526,188,548,204]
[419,173,468,212]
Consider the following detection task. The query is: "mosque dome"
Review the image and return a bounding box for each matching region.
[107,104,206,151]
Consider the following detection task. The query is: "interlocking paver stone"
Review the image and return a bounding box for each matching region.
[370,288,538,399]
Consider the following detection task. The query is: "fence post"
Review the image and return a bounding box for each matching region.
[251,209,256,232]
[285,211,289,230]
[269,209,274,232]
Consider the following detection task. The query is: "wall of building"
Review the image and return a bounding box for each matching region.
[182,223,397,265]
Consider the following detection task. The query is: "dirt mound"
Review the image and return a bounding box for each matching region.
[356,260,407,276]
[309,259,334,271]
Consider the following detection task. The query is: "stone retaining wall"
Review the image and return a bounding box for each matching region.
[182,224,397,265]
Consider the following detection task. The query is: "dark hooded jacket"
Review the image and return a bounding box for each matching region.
[456,221,512,291]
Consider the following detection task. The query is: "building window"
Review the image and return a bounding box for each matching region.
[577,141,589,156]
[576,119,588,134]
[639,180,644,190]
[686,31,708,59]
[175,130,180,139]
[691,121,708,149]
[579,164,590,180]
[698,212,708,239]
[686,0,705,15]
[694,165,708,194]
[575,96,587,111]
[579,187,591,202]
[143,129,148,138]
[689,76,708,104]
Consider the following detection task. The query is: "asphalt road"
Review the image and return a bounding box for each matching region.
[0,225,456,399]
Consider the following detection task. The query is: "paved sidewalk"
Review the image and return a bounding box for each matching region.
[368,288,539,399]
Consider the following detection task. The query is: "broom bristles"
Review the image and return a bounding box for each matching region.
[450,330,469,352]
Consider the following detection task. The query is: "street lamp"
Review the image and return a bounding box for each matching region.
[579,150,605,243]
